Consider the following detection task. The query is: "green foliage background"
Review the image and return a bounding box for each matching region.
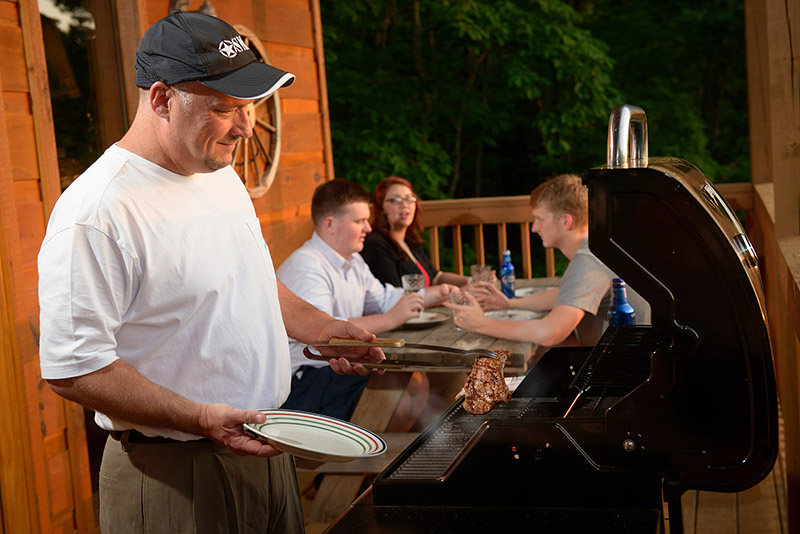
[322,0,748,199]
[321,0,748,275]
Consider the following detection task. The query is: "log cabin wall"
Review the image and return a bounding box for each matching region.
[0,0,331,532]
[1,0,94,533]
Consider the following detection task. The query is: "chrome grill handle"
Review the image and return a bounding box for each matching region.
[607,104,648,169]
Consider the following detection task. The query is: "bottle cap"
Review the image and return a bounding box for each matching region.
[503,249,510,255]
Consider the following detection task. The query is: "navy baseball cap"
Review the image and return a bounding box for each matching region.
[134,12,295,99]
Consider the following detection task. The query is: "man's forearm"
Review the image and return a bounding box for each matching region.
[46,359,205,435]
[478,317,561,346]
[277,281,339,342]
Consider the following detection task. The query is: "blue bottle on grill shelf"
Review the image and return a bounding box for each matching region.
[500,249,516,298]
[608,278,636,326]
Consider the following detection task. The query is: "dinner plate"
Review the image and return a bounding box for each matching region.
[244,409,387,462]
[514,286,557,298]
[404,310,449,329]
[485,309,543,321]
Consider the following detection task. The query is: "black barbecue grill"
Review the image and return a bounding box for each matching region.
[325,105,779,533]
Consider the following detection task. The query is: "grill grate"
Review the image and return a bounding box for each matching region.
[519,397,565,418]
[569,327,670,391]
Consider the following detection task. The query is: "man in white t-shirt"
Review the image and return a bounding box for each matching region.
[277,179,454,420]
[37,12,381,533]
[445,174,649,347]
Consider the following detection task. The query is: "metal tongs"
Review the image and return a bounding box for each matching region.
[303,337,499,371]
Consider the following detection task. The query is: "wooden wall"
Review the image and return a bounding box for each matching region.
[0,0,94,532]
[0,0,331,532]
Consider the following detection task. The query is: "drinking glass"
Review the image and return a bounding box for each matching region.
[449,289,473,306]
[401,273,425,295]
[449,289,475,331]
[470,264,492,282]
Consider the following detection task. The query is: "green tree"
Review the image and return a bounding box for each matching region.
[576,0,749,182]
[322,0,750,198]
[322,0,619,199]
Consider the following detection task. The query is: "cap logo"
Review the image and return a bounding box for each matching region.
[218,35,248,59]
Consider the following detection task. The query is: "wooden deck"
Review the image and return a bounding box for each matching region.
[676,407,788,534]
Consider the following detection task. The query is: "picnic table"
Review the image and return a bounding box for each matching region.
[302,277,560,523]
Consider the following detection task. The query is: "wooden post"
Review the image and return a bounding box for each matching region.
[763,0,800,238]
[452,225,463,275]
[311,0,335,182]
[545,248,555,278]
[497,223,507,261]
[520,222,531,278]
[113,0,145,127]
[0,66,39,534]
[746,0,800,530]
[475,223,485,265]
[429,226,440,270]
[19,0,61,221]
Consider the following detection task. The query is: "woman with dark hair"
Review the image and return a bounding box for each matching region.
[361,176,470,287]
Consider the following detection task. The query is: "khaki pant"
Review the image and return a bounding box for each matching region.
[99,436,304,533]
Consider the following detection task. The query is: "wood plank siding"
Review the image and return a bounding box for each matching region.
[0,1,333,531]
[1,0,94,532]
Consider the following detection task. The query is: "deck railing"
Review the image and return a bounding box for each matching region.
[420,182,754,279]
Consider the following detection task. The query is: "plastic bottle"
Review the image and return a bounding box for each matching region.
[500,250,516,298]
[608,278,636,326]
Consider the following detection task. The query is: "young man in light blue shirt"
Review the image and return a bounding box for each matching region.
[277,179,454,419]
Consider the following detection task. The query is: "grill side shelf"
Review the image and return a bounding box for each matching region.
[382,398,530,482]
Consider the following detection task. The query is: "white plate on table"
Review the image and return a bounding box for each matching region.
[244,409,387,462]
[514,286,557,298]
[404,310,449,329]
[485,309,543,321]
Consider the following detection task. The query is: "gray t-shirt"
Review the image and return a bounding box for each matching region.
[555,237,650,345]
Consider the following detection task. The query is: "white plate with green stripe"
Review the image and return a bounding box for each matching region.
[244,409,387,462]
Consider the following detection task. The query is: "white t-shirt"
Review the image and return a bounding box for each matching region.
[276,232,403,373]
[38,145,291,440]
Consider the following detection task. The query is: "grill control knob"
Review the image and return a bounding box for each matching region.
[623,439,637,452]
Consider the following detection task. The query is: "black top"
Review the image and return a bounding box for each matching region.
[361,232,439,287]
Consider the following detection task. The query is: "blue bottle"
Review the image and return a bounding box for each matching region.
[608,278,636,326]
[500,249,516,298]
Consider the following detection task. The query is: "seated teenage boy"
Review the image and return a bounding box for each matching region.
[446,174,650,347]
[277,179,454,420]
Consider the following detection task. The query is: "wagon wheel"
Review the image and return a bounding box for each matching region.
[230,24,283,199]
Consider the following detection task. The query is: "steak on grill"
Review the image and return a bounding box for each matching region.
[463,351,510,414]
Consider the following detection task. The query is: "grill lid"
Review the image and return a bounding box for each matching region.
[583,104,778,492]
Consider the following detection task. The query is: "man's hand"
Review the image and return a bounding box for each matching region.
[470,281,509,311]
[442,290,489,332]
[423,283,456,307]
[197,403,283,457]
[314,319,385,376]
[389,292,424,323]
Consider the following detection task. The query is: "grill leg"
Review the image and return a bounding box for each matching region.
[662,476,684,534]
